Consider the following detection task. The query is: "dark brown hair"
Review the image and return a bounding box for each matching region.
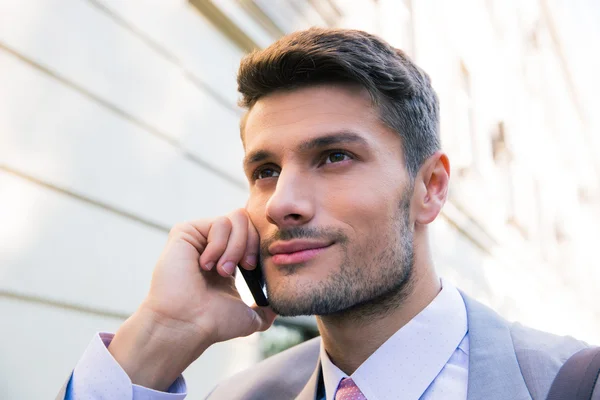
[237,27,440,177]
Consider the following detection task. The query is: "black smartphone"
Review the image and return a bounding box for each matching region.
[238,261,269,307]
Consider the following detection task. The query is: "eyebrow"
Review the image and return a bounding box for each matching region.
[298,131,369,151]
[243,131,369,169]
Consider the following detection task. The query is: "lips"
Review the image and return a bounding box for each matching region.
[268,240,333,265]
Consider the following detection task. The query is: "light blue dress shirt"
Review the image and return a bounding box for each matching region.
[65,332,187,399]
[320,280,469,399]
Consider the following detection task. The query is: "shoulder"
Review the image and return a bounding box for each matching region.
[206,336,321,400]
[509,322,591,397]
[510,321,590,357]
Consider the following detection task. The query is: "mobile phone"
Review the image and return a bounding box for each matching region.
[238,261,269,307]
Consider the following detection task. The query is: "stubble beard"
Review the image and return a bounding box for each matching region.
[265,191,415,320]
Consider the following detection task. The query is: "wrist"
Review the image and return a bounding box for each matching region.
[108,304,212,391]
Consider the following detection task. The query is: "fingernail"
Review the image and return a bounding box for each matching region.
[222,261,235,275]
[245,255,257,267]
[205,262,215,270]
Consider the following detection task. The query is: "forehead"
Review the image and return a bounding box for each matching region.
[242,84,384,151]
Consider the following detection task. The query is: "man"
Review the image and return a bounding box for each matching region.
[58,28,590,400]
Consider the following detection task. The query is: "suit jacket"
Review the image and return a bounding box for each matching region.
[56,291,596,399]
[206,292,595,400]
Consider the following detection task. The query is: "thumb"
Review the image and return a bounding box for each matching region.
[250,304,278,332]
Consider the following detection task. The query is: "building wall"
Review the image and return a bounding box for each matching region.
[411,0,600,342]
[0,0,598,398]
[0,1,256,398]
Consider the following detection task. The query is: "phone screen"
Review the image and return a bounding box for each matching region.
[238,261,268,306]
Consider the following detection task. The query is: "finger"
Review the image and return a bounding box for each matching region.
[250,304,278,332]
[215,209,249,277]
[168,220,211,254]
[199,216,232,271]
[239,211,259,271]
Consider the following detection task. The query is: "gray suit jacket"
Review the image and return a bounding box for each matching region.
[207,292,595,400]
[57,291,595,399]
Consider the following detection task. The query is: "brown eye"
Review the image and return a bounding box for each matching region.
[255,167,280,180]
[325,152,351,164]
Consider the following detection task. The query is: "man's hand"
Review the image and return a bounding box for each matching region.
[107,209,277,391]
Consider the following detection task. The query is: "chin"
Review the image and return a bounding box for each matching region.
[267,293,321,317]
[265,275,321,316]
[265,274,353,317]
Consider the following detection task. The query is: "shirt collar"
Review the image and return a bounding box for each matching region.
[319,278,468,400]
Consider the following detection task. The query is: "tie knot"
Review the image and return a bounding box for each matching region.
[335,378,367,400]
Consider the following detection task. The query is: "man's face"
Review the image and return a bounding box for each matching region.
[243,84,415,316]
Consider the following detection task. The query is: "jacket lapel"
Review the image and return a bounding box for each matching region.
[295,358,321,400]
[461,292,532,400]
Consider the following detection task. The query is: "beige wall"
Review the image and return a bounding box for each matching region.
[0,0,256,398]
[410,0,600,342]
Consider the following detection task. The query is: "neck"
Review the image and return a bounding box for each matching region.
[316,234,440,375]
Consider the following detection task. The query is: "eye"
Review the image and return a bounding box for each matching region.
[324,151,352,164]
[254,166,280,180]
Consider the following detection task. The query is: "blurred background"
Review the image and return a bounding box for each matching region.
[0,0,599,398]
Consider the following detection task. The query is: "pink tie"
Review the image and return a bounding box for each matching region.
[334,377,367,400]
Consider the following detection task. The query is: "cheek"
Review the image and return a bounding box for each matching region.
[325,183,396,226]
[317,161,403,217]
[245,194,268,231]
[322,182,403,257]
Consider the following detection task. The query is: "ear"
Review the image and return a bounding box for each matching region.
[412,151,451,225]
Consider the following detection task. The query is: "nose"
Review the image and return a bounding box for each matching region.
[265,168,315,228]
